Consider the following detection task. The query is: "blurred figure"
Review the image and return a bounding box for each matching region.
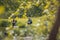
[4,31,8,37]
[27,17,32,25]
[12,18,17,28]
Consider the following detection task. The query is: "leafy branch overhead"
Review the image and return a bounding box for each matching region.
[0,0,58,19]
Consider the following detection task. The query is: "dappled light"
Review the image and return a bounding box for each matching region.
[0,0,59,40]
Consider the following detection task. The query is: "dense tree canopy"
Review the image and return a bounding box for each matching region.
[0,0,58,18]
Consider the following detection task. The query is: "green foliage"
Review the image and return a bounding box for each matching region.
[18,8,24,18]
[13,30,20,36]
[0,0,59,40]
[26,5,43,17]
[0,0,58,18]
[0,12,11,19]
[0,19,10,27]
[0,0,20,19]
[17,21,26,28]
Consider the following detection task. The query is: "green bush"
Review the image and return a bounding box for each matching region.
[17,21,26,28]
[0,20,11,27]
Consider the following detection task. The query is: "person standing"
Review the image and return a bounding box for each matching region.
[27,17,32,25]
[12,18,17,28]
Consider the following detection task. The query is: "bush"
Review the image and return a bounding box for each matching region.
[0,19,11,27]
[17,21,26,28]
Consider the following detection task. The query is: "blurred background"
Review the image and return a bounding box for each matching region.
[0,0,60,40]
